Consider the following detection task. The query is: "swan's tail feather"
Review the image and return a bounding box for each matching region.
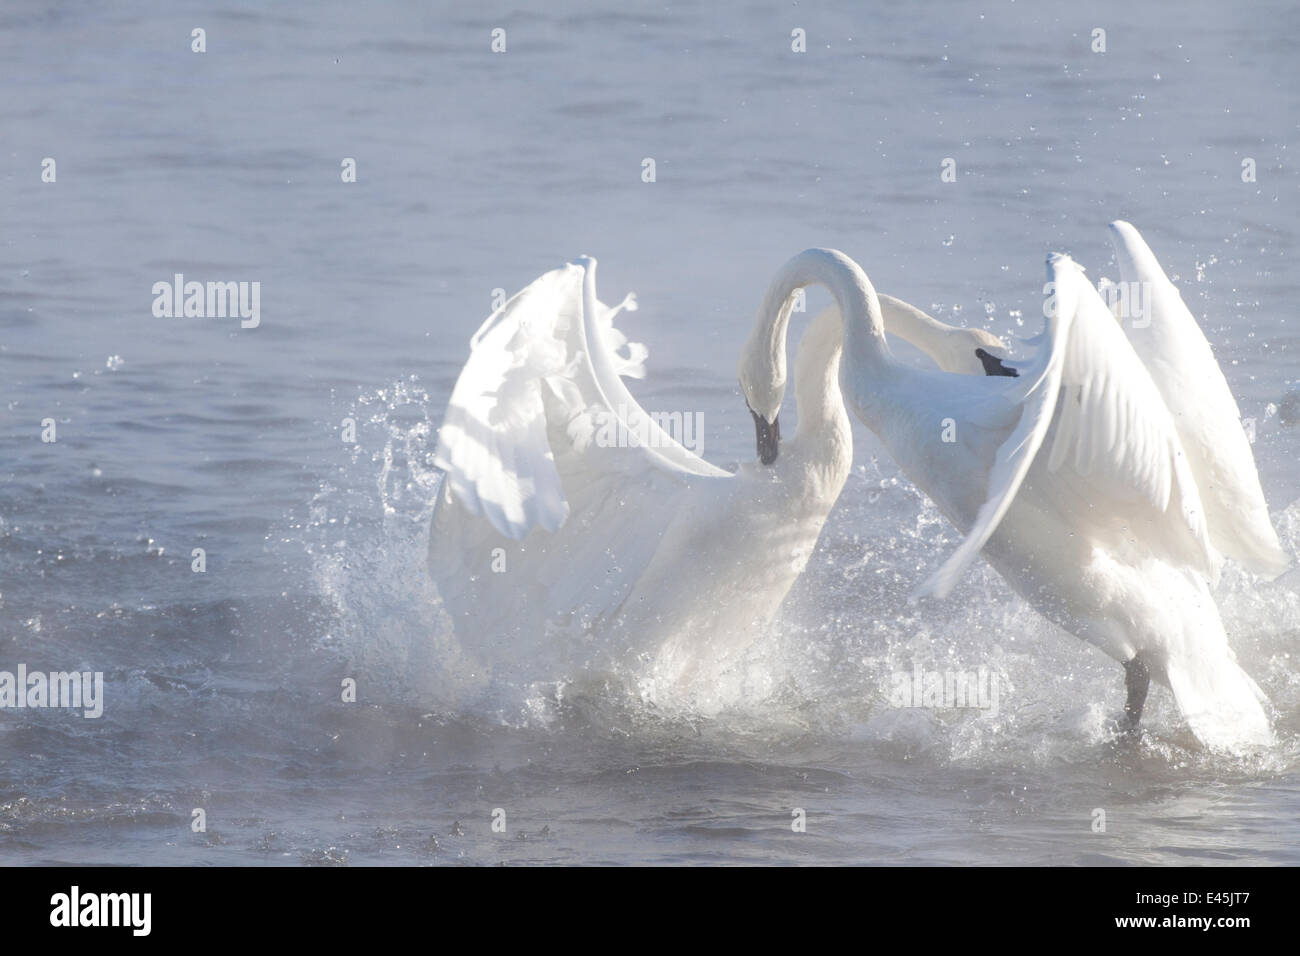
[1163,652,1273,752]
[1229,531,1292,582]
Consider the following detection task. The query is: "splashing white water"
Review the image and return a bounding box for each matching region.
[298,378,1300,772]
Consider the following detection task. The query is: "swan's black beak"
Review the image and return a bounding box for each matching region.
[975,347,1019,378]
[748,404,780,465]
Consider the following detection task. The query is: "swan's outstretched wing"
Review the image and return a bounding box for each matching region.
[432,257,725,540]
[909,307,1066,599]
[1107,220,1288,577]
[431,265,578,540]
[429,257,728,642]
[915,252,1215,598]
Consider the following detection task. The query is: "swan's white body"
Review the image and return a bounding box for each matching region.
[428,257,1006,690]
[428,257,851,687]
[741,242,1282,751]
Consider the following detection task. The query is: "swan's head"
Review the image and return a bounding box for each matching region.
[739,351,784,465]
[738,296,792,464]
[746,401,781,464]
[973,346,1018,377]
[739,248,882,464]
[941,328,1013,375]
[915,315,1014,376]
[872,293,1011,375]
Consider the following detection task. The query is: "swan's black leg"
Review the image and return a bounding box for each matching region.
[1123,657,1149,734]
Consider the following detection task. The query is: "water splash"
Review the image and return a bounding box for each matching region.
[293,380,1300,774]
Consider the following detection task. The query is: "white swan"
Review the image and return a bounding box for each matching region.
[739,246,1280,750]
[427,256,1003,689]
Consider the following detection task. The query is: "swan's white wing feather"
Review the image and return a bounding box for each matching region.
[916,252,1216,599]
[432,264,585,539]
[574,258,729,480]
[1039,255,1214,577]
[429,257,732,643]
[912,293,1066,599]
[429,444,701,645]
[432,258,725,543]
[1108,220,1288,577]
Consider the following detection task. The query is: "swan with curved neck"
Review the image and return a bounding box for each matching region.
[430,253,1016,699]
[741,259,1012,463]
[430,256,863,700]
[739,247,1277,751]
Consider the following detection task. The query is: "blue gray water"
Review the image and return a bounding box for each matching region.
[2,0,1298,865]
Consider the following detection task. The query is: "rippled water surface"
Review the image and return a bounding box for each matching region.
[2,0,1298,864]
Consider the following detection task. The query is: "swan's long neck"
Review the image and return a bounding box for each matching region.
[875,294,973,372]
[755,248,895,413]
[787,307,849,449]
